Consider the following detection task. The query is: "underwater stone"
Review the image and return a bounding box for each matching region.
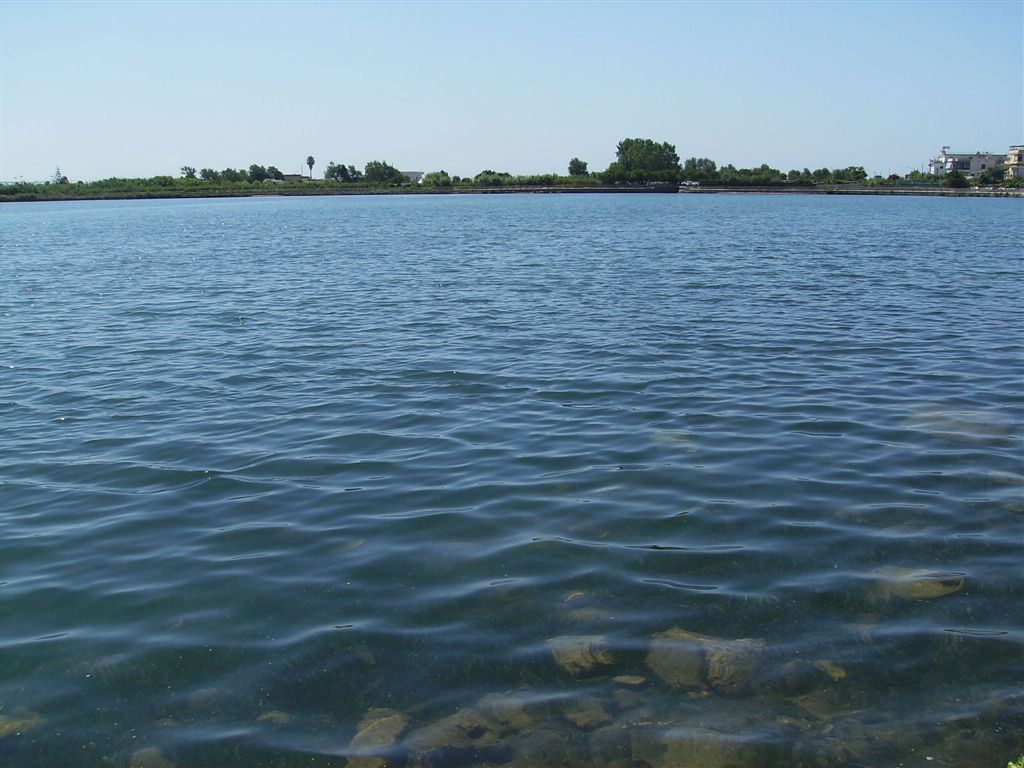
[128,747,177,768]
[795,688,863,722]
[870,566,963,602]
[588,723,633,766]
[646,628,766,694]
[348,708,409,768]
[256,710,294,726]
[405,707,507,766]
[767,659,836,694]
[567,607,616,624]
[612,688,644,710]
[705,637,765,694]
[508,725,584,766]
[612,675,646,687]
[659,727,763,768]
[0,708,46,739]
[645,628,708,688]
[563,697,612,729]
[548,635,614,674]
[477,692,532,731]
[813,660,847,681]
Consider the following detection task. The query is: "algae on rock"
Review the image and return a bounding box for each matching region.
[869,566,963,603]
[646,627,765,694]
[0,708,46,739]
[347,708,409,768]
[548,635,614,674]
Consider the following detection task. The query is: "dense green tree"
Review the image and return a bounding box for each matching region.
[363,160,404,184]
[247,164,268,182]
[51,167,69,184]
[599,162,628,184]
[423,170,452,186]
[473,170,513,186]
[684,157,717,174]
[324,161,351,181]
[220,168,245,182]
[832,166,867,183]
[200,168,220,181]
[682,157,718,182]
[812,167,833,183]
[612,138,681,181]
[266,166,284,180]
[180,166,197,179]
[714,163,786,186]
[568,157,588,176]
[945,169,968,188]
[324,163,362,182]
[306,156,315,180]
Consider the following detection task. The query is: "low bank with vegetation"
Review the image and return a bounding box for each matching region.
[4,139,1020,203]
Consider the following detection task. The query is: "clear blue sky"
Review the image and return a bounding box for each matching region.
[1,0,1021,182]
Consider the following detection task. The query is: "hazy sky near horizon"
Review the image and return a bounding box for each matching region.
[1,1,1021,182]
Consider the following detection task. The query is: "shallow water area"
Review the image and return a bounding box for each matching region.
[1,193,1022,767]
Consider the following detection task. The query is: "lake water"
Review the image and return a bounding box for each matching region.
[1,193,1021,768]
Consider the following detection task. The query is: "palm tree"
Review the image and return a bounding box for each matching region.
[306,156,315,180]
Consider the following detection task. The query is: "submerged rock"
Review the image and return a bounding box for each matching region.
[988,470,1024,486]
[128,747,177,768]
[901,405,1012,444]
[562,697,612,729]
[645,628,707,688]
[813,660,847,681]
[0,708,46,739]
[870,566,963,603]
[548,635,614,675]
[405,707,509,766]
[765,659,839,694]
[705,637,765,694]
[181,686,229,713]
[348,708,409,768]
[566,607,616,624]
[256,710,294,726]
[660,727,759,768]
[476,692,532,731]
[795,688,864,722]
[646,628,765,694]
[612,675,646,687]
[507,725,583,767]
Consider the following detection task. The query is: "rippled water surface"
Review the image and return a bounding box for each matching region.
[1,193,1022,767]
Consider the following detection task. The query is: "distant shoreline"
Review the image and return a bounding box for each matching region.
[1,183,1020,203]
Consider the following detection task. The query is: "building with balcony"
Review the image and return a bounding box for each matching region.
[928,147,1005,178]
[1005,146,1024,179]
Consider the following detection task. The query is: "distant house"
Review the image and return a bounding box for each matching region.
[281,173,307,182]
[1005,146,1024,179]
[928,147,1004,178]
[401,171,425,184]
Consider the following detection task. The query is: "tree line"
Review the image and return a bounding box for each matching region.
[4,137,1020,202]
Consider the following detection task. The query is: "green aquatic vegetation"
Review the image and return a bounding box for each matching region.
[1009,756,1024,768]
[0,707,46,739]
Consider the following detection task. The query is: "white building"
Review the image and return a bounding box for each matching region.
[1005,146,1024,179]
[928,147,1004,178]
[401,171,425,184]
